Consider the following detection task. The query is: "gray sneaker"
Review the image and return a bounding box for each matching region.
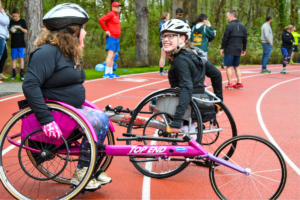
[261,69,271,74]
[0,73,8,79]
[158,71,167,76]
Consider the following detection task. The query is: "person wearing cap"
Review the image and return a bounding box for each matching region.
[23,3,112,190]
[175,8,188,24]
[99,2,122,79]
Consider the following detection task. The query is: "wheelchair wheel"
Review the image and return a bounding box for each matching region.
[0,103,98,199]
[126,89,203,178]
[209,135,287,199]
[193,101,237,166]
[25,129,114,185]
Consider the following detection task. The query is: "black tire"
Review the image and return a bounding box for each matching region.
[193,101,237,166]
[0,103,98,199]
[209,135,287,199]
[126,89,203,179]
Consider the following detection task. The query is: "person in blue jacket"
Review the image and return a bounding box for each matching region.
[158,12,170,76]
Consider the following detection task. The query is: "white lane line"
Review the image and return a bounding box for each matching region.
[91,80,168,103]
[0,94,24,102]
[2,140,21,156]
[256,77,300,175]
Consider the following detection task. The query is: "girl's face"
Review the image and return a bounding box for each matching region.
[79,28,86,49]
[162,31,185,53]
[165,13,170,21]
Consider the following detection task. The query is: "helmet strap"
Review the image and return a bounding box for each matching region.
[171,34,185,56]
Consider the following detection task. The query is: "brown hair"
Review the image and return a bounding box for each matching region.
[11,8,19,14]
[285,25,294,30]
[161,12,169,20]
[227,10,237,18]
[34,25,83,69]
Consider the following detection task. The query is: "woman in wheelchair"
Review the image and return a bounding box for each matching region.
[22,4,111,190]
[160,19,223,135]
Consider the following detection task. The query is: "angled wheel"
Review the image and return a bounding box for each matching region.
[126,89,203,178]
[0,103,98,199]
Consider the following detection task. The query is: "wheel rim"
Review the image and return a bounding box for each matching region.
[210,135,287,199]
[0,105,97,199]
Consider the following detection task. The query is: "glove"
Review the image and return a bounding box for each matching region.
[42,121,62,139]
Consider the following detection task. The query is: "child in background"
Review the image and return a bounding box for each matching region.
[190,14,215,58]
[290,26,300,64]
[9,8,27,80]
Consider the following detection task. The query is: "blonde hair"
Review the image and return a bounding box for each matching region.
[34,25,84,69]
[161,12,169,20]
[285,25,294,30]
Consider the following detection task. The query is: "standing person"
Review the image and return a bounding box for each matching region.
[9,8,27,80]
[158,12,169,76]
[190,13,215,58]
[175,8,188,24]
[280,25,294,74]
[0,1,9,84]
[99,2,122,79]
[0,43,8,83]
[220,10,247,89]
[290,26,300,64]
[261,16,273,74]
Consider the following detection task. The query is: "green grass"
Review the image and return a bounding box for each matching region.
[1,66,163,82]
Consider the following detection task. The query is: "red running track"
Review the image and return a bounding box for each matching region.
[0,64,299,199]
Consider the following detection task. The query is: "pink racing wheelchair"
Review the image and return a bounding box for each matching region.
[0,88,286,199]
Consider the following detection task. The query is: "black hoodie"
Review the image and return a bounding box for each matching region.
[168,48,222,128]
[281,30,294,49]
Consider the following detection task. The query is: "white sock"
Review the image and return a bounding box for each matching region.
[109,67,113,74]
[105,67,109,74]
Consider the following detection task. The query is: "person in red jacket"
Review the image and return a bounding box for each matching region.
[99,2,122,79]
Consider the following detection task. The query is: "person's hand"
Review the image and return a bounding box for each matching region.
[105,31,111,37]
[206,20,211,27]
[13,25,21,29]
[270,43,273,46]
[220,49,224,56]
[166,126,182,133]
[42,121,62,139]
[292,42,294,46]
[0,8,5,14]
[241,50,246,56]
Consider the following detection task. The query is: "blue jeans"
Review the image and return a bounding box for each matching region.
[0,38,6,60]
[262,43,272,70]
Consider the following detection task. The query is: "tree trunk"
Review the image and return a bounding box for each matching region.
[172,0,183,19]
[24,0,42,71]
[290,0,295,24]
[230,0,233,10]
[214,0,226,28]
[278,0,286,30]
[189,0,197,23]
[201,0,205,13]
[183,0,192,21]
[134,0,149,67]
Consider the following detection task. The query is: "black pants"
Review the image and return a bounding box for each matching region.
[205,61,223,102]
[0,45,7,73]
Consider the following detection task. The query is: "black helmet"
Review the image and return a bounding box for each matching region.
[43,3,89,31]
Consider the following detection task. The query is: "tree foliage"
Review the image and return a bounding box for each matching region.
[2,0,300,71]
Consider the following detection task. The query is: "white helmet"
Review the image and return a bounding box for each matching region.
[160,19,191,40]
[43,3,89,31]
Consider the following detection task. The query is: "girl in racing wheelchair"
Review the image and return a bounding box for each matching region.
[22,3,111,190]
[160,19,223,136]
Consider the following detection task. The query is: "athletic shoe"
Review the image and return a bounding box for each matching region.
[225,83,233,89]
[261,69,271,74]
[96,171,112,185]
[20,72,24,81]
[233,82,244,89]
[110,73,120,78]
[70,167,101,190]
[280,69,289,74]
[289,61,295,65]
[103,73,113,79]
[11,74,16,80]
[221,63,224,69]
[0,73,8,79]
[158,71,168,76]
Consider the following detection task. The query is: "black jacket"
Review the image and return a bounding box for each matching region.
[221,19,248,56]
[23,44,86,126]
[281,30,294,49]
[168,48,222,128]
